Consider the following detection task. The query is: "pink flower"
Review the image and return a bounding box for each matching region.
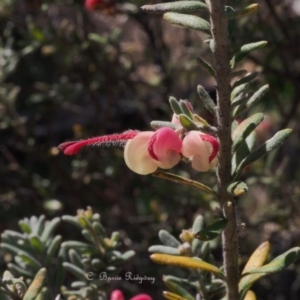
[181,131,219,172]
[57,127,219,174]
[111,290,125,300]
[124,127,182,175]
[110,290,152,300]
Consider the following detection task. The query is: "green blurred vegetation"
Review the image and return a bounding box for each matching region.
[1,0,300,299]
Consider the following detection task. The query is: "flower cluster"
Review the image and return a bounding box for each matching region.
[110,290,152,300]
[58,126,219,175]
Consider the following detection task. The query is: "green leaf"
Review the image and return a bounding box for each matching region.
[141,1,207,14]
[151,254,225,278]
[239,247,300,300]
[232,131,257,175]
[232,72,258,89]
[196,57,216,77]
[61,216,81,229]
[179,114,197,130]
[227,181,248,196]
[164,275,198,289]
[62,262,87,281]
[29,235,44,253]
[40,218,60,243]
[169,96,182,115]
[225,4,259,20]
[231,83,249,101]
[231,41,268,68]
[151,121,179,130]
[232,113,265,151]
[92,221,106,237]
[243,247,300,275]
[192,215,204,233]
[163,12,210,32]
[233,85,269,117]
[179,100,193,119]
[45,235,62,265]
[194,219,228,241]
[19,221,31,234]
[234,129,292,178]
[197,85,216,115]
[163,291,190,300]
[149,245,181,255]
[23,268,47,300]
[159,230,181,248]
[163,278,195,300]
[68,249,84,269]
[152,171,217,196]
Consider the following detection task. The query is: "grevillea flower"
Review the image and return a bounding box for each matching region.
[110,290,152,300]
[57,127,219,174]
[124,127,182,175]
[181,131,219,172]
[85,0,115,12]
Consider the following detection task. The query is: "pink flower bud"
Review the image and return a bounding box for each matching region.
[130,294,153,300]
[181,131,219,172]
[110,290,125,300]
[124,127,182,175]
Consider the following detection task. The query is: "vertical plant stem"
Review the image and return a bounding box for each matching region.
[206,1,240,299]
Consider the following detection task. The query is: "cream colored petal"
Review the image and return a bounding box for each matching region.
[124,132,158,175]
[182,131,210,172]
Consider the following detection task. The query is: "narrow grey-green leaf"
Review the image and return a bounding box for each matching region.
[163,12,210,32]
[232,131,257,175]
[179,114,198,130]
[45,235,62,265]
[194,219,228,241]
[232,72,258,89]
[40,218,60,243]
[159,230,181,248]
[192,215,204,233]
[179,100,193,118]
[151,121,178,130]
[231,83,249,101]
[29,235,44,253]
[197,85,216,115]
[169,96,182,115]
[62,262,87,280]
[232,113,265,151]
[149,245,181,255]
[19,221,31,234]
[243,247,300,275]
[141,1,207,14]
[152,171,217,196]
[61,216,81,229]
[225,4,259,20]
[233,85,269,117]
[68,249,84,269]
[234,129,292,178]
[164,278,195,300]
[227,181,248,196]
[231,41,268,67]
[196,57,216,77]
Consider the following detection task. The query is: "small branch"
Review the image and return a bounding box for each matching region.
[206,0,240,299]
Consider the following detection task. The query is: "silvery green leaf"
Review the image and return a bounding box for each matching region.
[164,12,210,32]
[141,1,207,14]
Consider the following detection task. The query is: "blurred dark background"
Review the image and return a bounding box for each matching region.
[1,0,300,299]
